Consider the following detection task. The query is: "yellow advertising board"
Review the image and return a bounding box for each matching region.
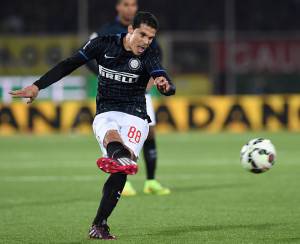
[153,95,297,132]
[0,36,79,75]
[0,95,299,135]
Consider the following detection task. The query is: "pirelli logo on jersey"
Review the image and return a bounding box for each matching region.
[98,65,139,83]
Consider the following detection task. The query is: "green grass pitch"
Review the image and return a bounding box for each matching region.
[0,132,299,244]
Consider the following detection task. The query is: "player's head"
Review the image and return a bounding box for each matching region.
[116,0,138,26]
[126,12,159,56]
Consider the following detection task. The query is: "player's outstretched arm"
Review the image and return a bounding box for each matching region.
[86,60,99,75]
[9,84,39,104]
[154,76,176,96]
[9,47,95,103]
[9,36,104,103]
[8,56,84,103]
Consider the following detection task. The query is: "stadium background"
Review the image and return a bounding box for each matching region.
[1,0,300,133]
[1,1,300,243]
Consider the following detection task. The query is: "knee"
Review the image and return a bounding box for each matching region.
[103,130,122,148]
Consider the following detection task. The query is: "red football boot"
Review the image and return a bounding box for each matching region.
[96,157,138,175]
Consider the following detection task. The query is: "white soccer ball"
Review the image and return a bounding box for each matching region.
[240,138,276,174]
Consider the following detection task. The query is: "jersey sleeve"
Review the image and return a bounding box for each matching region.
[144,48,169,80]
[79,36,106,62]
[150,39,163,61]
[33,37,106,90]
[33,52,87,89]
[144,49,176,96]
[84,35,102,75]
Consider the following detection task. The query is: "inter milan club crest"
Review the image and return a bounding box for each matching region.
[128,58,141,71]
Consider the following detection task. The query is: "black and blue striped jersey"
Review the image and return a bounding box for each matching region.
[34,33,175,121]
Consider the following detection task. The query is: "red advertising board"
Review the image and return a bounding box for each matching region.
[217,40,300,73]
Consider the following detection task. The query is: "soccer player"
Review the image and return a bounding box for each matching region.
[10,12,175,240]
[87,0,170,196]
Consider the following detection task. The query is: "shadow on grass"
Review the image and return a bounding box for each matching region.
[160,223,281,236]
[171,183,249,193]
[0,197,95,209]
[268,237,300,243]
[118,183,249,199]
[126,223,282,237]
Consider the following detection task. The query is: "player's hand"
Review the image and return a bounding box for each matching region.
[154,76,171,93]
[9,84,39,104]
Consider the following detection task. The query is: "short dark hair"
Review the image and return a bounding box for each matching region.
[116,0,138,5]
[132,11,159,30]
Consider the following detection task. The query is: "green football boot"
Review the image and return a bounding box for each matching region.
[143,180,171,195]
[122,181,137,196]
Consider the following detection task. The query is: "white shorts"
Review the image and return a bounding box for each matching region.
[146,94,156,126]
[93,111,149,158]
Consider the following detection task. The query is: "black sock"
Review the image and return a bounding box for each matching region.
[106,141,131,159]
[143,137,157,180]
[92,142,131,226]
[93,173,127,226]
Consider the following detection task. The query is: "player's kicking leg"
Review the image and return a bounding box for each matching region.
[89,112,149,239]
[90,134,136,240]
[90,136,132,240]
